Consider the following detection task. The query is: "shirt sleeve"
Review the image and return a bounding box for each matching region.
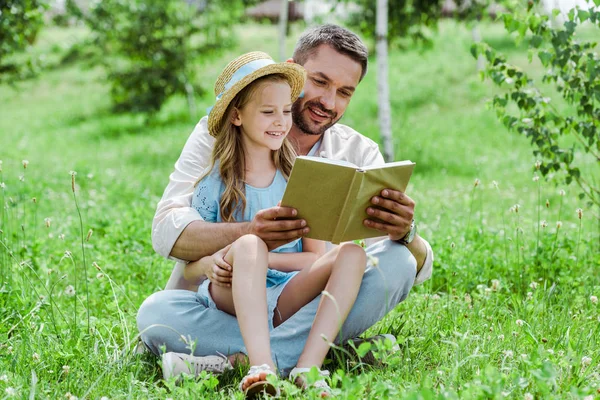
[363,143,386,167]
[151,117,215,261]
[414,238,434,285]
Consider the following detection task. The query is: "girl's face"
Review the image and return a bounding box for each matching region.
[233,81,293,152]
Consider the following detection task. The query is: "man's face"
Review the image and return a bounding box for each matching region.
[292,45,363,136]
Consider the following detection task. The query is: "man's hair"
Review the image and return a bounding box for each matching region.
[292,24,368,81]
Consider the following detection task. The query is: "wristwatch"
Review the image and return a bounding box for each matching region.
[396,219,416,245]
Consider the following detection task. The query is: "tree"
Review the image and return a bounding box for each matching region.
[0,0,47,82]
[344,0,443,45]
[279,0,289,62]
[69,0,242,116]
[376,0,394,161]
[340,0,443,161]
[473,3,600,208]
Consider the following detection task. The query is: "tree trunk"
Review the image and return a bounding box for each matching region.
[376,0,394,161]
[279,0,289,62]
[472,23,485,71]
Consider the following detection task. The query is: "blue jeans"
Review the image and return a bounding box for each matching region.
[136,239,417,374]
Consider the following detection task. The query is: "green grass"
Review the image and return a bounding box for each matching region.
[1,20,599,399]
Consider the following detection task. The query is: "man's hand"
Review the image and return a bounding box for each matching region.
[363,189,414,241]
[247,206,309,250]
[200,244,233,288]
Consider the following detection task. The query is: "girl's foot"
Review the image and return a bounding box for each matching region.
[289,367,331,398]
[240,364,279,399]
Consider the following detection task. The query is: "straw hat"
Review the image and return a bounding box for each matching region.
[207,51,306,137]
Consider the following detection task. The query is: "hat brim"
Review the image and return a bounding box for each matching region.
[208,63,306,137]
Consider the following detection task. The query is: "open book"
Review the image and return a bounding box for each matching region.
[281,156,415,244]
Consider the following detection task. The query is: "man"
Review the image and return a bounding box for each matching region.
[137,24,434,377]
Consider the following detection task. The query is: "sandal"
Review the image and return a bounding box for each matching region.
[289,366,331,398]
[239,364,280,399]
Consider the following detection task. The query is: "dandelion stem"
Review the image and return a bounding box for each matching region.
[536,179,541,257]
[72,176,91,336]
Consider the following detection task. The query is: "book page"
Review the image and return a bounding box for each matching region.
[340,162,415,242]
[281,157,358,242]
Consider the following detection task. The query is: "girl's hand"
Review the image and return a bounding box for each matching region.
[203,244,233,287]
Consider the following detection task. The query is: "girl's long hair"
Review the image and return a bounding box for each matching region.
[202,74,297,222]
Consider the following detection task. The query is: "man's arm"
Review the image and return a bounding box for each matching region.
[152,117,214,261]
[153,117,309,263]
[171,209,309,261]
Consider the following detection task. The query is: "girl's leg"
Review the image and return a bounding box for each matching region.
[209,234,275,381]
[296,243,366,368]
[273,246,342,327]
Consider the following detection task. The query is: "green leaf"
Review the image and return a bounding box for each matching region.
[530,35,543,48]
[357,342,373,358]
[539,51,552,66]
[578,10,590,22]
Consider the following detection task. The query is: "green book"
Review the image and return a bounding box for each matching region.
[281,156,415,244]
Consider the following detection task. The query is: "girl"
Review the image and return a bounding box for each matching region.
[184,52,366,398]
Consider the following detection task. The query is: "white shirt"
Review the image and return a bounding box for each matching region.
[153,116,433,289]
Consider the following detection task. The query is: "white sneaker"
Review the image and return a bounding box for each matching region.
[161,352,233,380]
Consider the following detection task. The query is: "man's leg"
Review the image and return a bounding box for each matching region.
[269,239,416,374]
[136,289,247,358]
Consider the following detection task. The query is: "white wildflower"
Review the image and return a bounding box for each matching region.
[498,334,505,341]
[492,180,499,189]
[44,218,51,228]
[0,374,7,382]
[367,254,379,267]
[534,160,541,170]
[547,349,554,355]
[516,319,524,327]
[19,175,24,182]
[527,292,533,300]
[559,189,565,196]
[582,356,592,366]
[576,208,583,219]
[62,365,70,375]
[524,393,533,400]
[522,118,533,125]
[32,352,40,361]
[556,221,562,229]
[491,279,500,291]
[533,174,539,182]
[96,273,104,280]
[64,285,75,297]
[5,387,16,397]
[0,182,5,189]
[591,296,598,304]
[22,160,29,169]
[59,234,65,240]
[529,281,538,289]
[474,178,480,187]
[503,350,514,358]
[521,354,528,360]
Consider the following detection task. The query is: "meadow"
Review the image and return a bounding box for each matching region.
[0,20,599,399]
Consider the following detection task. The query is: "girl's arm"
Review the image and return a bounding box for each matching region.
[268,238,326,272]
